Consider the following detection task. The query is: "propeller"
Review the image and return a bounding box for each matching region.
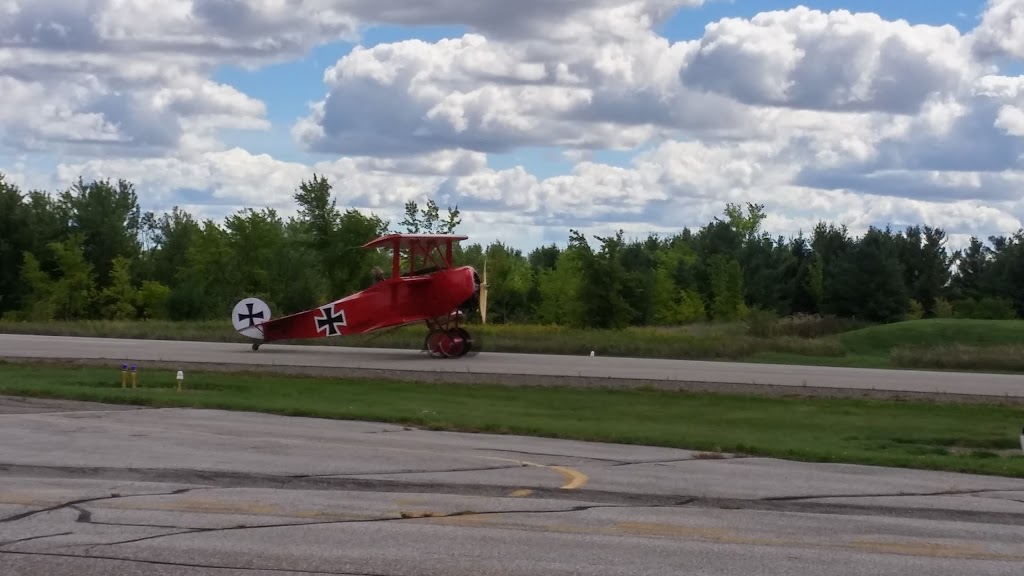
[478,257,488,324]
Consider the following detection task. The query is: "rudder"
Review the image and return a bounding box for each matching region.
[232,297,272,339]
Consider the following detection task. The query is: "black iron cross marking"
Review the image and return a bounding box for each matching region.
[314,303,347,336]
[237,302,265,327]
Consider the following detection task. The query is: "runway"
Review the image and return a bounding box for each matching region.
[2,395,1024,576]
[2,333,1024,400]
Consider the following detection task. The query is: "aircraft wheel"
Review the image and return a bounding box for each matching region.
[252,342,261,351]
[425,329,454,358]
[449,328,472,357]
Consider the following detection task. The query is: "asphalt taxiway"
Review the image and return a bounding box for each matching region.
[2,333,1024,400]
[2,396,1024,575]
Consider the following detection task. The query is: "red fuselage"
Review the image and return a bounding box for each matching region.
[341,264,479,332]
[259,265,479,342]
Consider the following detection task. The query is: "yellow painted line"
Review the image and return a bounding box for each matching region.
[548,466,588,490]
[508,489,534,497]
[487,457,588,490]
[283,444,591,491]
[183,435,593,491]
[13,418,592,492]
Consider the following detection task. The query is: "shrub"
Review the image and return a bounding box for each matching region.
[954,297,1017,320]
[933,298,954,318]
[891,344,1024,372]
[744,307,779,338]
[773,313,871,339]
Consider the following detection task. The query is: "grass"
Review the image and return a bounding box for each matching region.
[743,352,893,369]
[4,316,1024,373]
[3,361,1023,478]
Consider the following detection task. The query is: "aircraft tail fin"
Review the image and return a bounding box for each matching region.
[232,297,272,339]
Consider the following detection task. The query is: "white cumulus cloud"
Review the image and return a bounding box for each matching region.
[2,1,1024,253]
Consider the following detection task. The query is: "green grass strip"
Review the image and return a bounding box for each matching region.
[2,361,1023,478]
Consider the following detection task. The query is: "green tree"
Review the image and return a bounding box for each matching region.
[58,178,142,287]
[9,170,1024,329]
[47,235,98,320]
[399,199,461,234]
[270,219,326,314]
[294,174,388,298]
[149,207,201,287]
[895,225,951,317]
[977,232,1024,316]
[828,227,909,322]
[0,175,32,314]
[574,230,633,329]
[649,239,702,324]
[675,290,707,323]
[948,236,989,301]
[707,254,745,320]
[171,220,234,319]
[137,281,171,319]
[223,208,286,302]
[15,252,55,321]
[535,246,585,326]
[722,201,767,241]
[96,256,139,320]
[813,222,855,316]
[786,235,822,314]
[476,242,535,323]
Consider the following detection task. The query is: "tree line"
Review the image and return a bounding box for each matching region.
[2,171,1022,328]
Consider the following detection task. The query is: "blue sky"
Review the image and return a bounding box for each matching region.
[211,0,994,177]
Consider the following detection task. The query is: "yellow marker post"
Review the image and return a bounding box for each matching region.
[121,364,127,388]
[130,364,137,389]
[176,370,184,392]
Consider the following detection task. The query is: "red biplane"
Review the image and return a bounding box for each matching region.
[230,233,488,358]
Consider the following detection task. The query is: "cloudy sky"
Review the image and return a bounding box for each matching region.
[1,0,1023,252]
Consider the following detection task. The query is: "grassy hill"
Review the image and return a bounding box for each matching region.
[838,319,1024,355]
[838,319,1024,373]
[751,318,1024,372]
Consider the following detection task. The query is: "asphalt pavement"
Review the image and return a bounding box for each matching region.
[2,396,1023,575]
[3,333,1024,400]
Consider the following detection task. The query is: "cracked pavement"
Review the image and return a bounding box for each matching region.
[1,396,1024,575]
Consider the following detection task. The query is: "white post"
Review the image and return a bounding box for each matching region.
[176,370,184,392]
